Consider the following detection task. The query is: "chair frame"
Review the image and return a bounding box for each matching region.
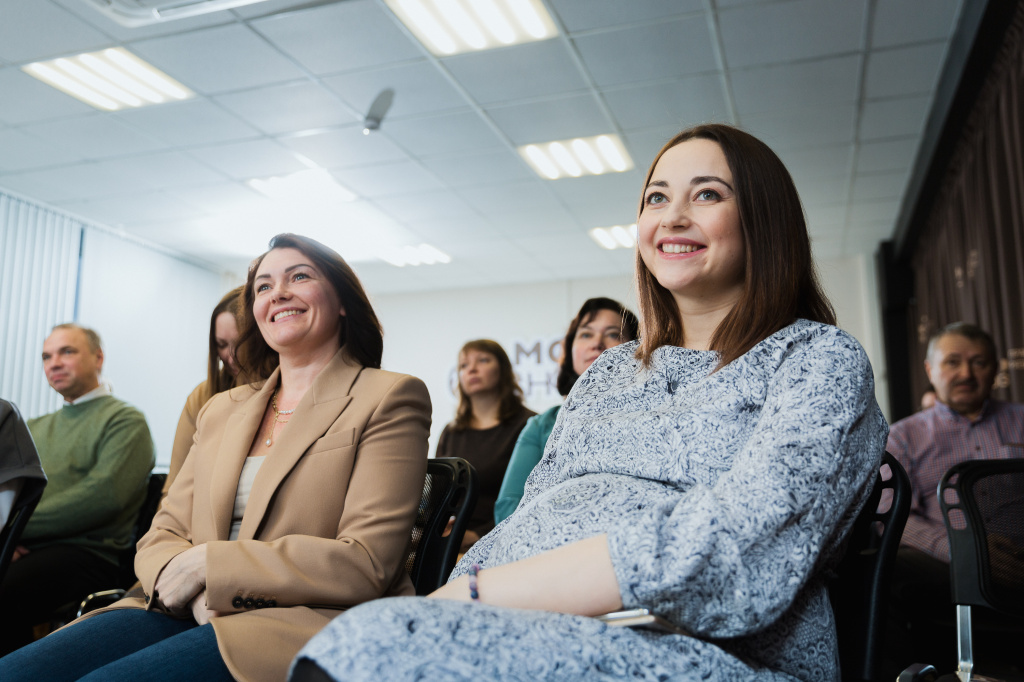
[407,457,477,595]
[0,477,46,586]
[938,458,1024,682]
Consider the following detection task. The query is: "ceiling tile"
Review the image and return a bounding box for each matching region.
[164,181,264,214]
[777,144,853,183]
[849,199,899,225]
[0,128,85,171]
[719,0,867,69]
[486,205,581,238]
[417,149,533,189]
[623,126,690,171]
[486,94,609,144]
[375,189,476,224]
[853,170,908,202]
[574,16,717,87]
[96,152,228,189]
[188,138,307,179]
[872,0,962,48]
[731,55,860,115]
[252,0,422,75]
[865,43,947,99]
[603,74,728,131]
[456,179,561,215]
[443,41,587,105]
[56,191,205,226]
[795,174,851,206]
[859,95,932,140]
[805,204,847,230]
[0,1,112,63]
[23,161,157,202]
[856,136,918,174]
[214,81,359,135]
[323,62,467,119]
[131,24,307,95]
[51,0,235,42]
[383,111,505,157]
[113,99,262,147]
[280,126,409,169]
[546,172,643,220]
[550,0,702,32]
[0,67,94,125]
[742,104,856,150]
[330,159,443,198]
[20,115,169,160]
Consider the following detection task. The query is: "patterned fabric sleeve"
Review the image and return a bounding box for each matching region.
[607,329,886,639]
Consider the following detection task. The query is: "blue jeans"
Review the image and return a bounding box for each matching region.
[0,608,233,681]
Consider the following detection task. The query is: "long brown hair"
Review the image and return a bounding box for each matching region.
[556,298,639,396]
[634,124,835,368]
[207,286,243,395]
[453,339,526,430]
[236,233,384,383]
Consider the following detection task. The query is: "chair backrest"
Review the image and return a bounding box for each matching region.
[405,457,477,595]
[117,472,167,587]
[939,458,1024,615]
[830,451,911,682]
[0,477,46,585]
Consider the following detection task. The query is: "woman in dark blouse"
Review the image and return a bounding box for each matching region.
[436,339,534,550]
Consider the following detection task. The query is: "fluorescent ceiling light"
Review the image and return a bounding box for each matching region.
[377,244,452,267]
[82,0,276,27]
[385,0,557,56]
[520,135,634,180]
[247,169,357,203]
[589,224,637,250]
[23,48,193,111]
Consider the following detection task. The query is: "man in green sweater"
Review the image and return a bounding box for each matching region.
[0,324,154,654]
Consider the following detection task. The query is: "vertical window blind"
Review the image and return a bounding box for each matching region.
[0,192,83,418]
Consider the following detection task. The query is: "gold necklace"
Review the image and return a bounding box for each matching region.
[264,389,295,447]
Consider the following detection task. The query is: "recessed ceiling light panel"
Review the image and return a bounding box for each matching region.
[23,48,193,111]
[385,0,557,56]
[520,134,633,180]
[82,0,276,27]
[589,224,637,250]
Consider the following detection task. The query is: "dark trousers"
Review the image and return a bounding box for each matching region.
[0,608,232,681]
[0,544,120,655]
[882,546,1022,678]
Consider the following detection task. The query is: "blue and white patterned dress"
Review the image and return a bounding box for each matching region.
[296,320,888,681]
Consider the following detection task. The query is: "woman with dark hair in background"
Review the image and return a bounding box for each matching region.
[165,285,244,494]
[494,298,638,523]
[1,233,431,682]
[295,124,887,681]
[436,339,535,550]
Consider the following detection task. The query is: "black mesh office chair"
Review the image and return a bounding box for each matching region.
[406,457,477,595]
[829,451,912,682]
[900,458,1024,682]
[0,477,46,586]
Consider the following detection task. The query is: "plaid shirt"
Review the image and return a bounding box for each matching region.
[887,399,1024,561]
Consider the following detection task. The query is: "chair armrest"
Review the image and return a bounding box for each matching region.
[77,589,127,618]
[897,663,938,682]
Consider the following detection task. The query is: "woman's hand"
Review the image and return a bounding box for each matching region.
[155,544,208,612]
[189,589,222,626]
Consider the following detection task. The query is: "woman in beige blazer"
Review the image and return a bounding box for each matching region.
[1,234,431,682]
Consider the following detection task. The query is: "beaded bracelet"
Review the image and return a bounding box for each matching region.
[468,563,481,603]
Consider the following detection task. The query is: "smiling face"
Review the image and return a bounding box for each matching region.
[252,247,345,359]
[925,333,996,421]
[214,311,240,376]
[571,308,626,375]
[42,327,103,402]
[637,138,745,312]
[458,348,501,397]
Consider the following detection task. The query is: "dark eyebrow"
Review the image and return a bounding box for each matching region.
[645,176,734,191]
[255,263,315,280]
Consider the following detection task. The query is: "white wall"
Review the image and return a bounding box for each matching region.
[77,230,225,468]
[372,275,636,455]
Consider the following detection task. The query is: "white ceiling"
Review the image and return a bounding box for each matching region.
[0,0,965,293]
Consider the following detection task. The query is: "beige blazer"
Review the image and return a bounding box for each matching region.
[92,347,430,682]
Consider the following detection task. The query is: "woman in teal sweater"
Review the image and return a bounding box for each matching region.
[494,298,638,523]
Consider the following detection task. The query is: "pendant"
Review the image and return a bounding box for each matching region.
[265,438,272,447]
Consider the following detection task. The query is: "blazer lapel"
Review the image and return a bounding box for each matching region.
[209,373,278,540]
[237,347,361,539]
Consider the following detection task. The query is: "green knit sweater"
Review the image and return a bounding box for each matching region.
[25,395,155,564]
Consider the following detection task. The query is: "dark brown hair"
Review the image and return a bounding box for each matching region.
[453,339,526,430]
[556,298,639,396]
[207,286,243,395]
[634,124,835,368]
[236,233,383,383]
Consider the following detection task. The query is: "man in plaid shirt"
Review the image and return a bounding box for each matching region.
[884,322,1024,672]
